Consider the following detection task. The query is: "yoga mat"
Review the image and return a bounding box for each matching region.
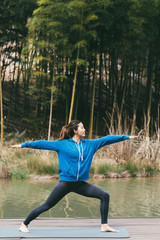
[0,227,130,238]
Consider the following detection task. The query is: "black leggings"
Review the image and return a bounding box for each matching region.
[24,181,110,225]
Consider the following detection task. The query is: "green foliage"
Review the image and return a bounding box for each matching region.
[96,162,137,176]
[115,165,126,174]
[0,0,37,52]
[124,160,138,177]
[11,168,27,179]
[86,14,98,23]
[90,166,95,175]
[2,0,160,138]
[141,162,159,177]
[97,163,115,175]
[68,0,85,9]
[145,164,154,176]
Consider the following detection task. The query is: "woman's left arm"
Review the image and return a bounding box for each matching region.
[129,136,138,140]
[89,135,137,152]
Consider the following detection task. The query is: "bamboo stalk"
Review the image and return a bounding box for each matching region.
[68,47,79,123]
[48,75,54,141]
[146,52,154,138]
[89,58,96,139]
[146,85,152,138]
[68,6,84,124]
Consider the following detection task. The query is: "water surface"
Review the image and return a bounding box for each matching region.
[0,177,160,218]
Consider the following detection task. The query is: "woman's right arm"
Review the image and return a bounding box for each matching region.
[11,140,60,151]
[11,144,21,148]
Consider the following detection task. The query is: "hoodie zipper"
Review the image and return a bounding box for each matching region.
[75,142,83,181]
[77,155,81,181]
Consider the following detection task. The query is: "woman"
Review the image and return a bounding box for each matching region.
[12,120,136,233]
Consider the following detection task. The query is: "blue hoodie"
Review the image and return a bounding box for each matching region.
[21,135,129,182]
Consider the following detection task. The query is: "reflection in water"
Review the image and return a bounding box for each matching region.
[64,195,73,218]
[0,177,160,218]
[0,203,4,218]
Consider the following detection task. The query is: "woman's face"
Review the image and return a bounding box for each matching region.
[74,122,86,138]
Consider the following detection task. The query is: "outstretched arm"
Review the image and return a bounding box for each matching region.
[11,140,61,151]
[89,134,138,153]
[11,144,22,148]
[129,136,138,140]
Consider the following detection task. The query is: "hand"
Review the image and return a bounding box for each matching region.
[11,144,22,148]
[129,136,138,140]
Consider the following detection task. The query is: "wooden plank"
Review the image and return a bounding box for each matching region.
[0,218,160,239]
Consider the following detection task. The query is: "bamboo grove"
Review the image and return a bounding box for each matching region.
[1,0,160,139]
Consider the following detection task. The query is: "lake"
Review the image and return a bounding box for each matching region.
[0,177,160,218]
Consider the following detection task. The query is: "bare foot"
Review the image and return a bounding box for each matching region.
[19,223,30,233]
[101,224,119,233]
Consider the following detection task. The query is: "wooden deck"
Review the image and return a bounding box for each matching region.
[0,217,160,240]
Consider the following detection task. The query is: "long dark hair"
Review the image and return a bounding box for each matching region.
[59,120,81,140]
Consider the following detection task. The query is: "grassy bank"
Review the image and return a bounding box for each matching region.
[0,136,160,179]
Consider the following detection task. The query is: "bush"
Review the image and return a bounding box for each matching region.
[97,163,115,175]
[90,166,95,175]
[124,160,138,177]
[115,165,126,174]
[11,168,27,179]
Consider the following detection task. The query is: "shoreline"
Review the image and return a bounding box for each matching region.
[1,171,160,181]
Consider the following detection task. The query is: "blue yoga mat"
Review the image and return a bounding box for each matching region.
[0,227,130,238]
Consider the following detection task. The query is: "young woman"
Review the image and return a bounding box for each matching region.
[12,120,137,233]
